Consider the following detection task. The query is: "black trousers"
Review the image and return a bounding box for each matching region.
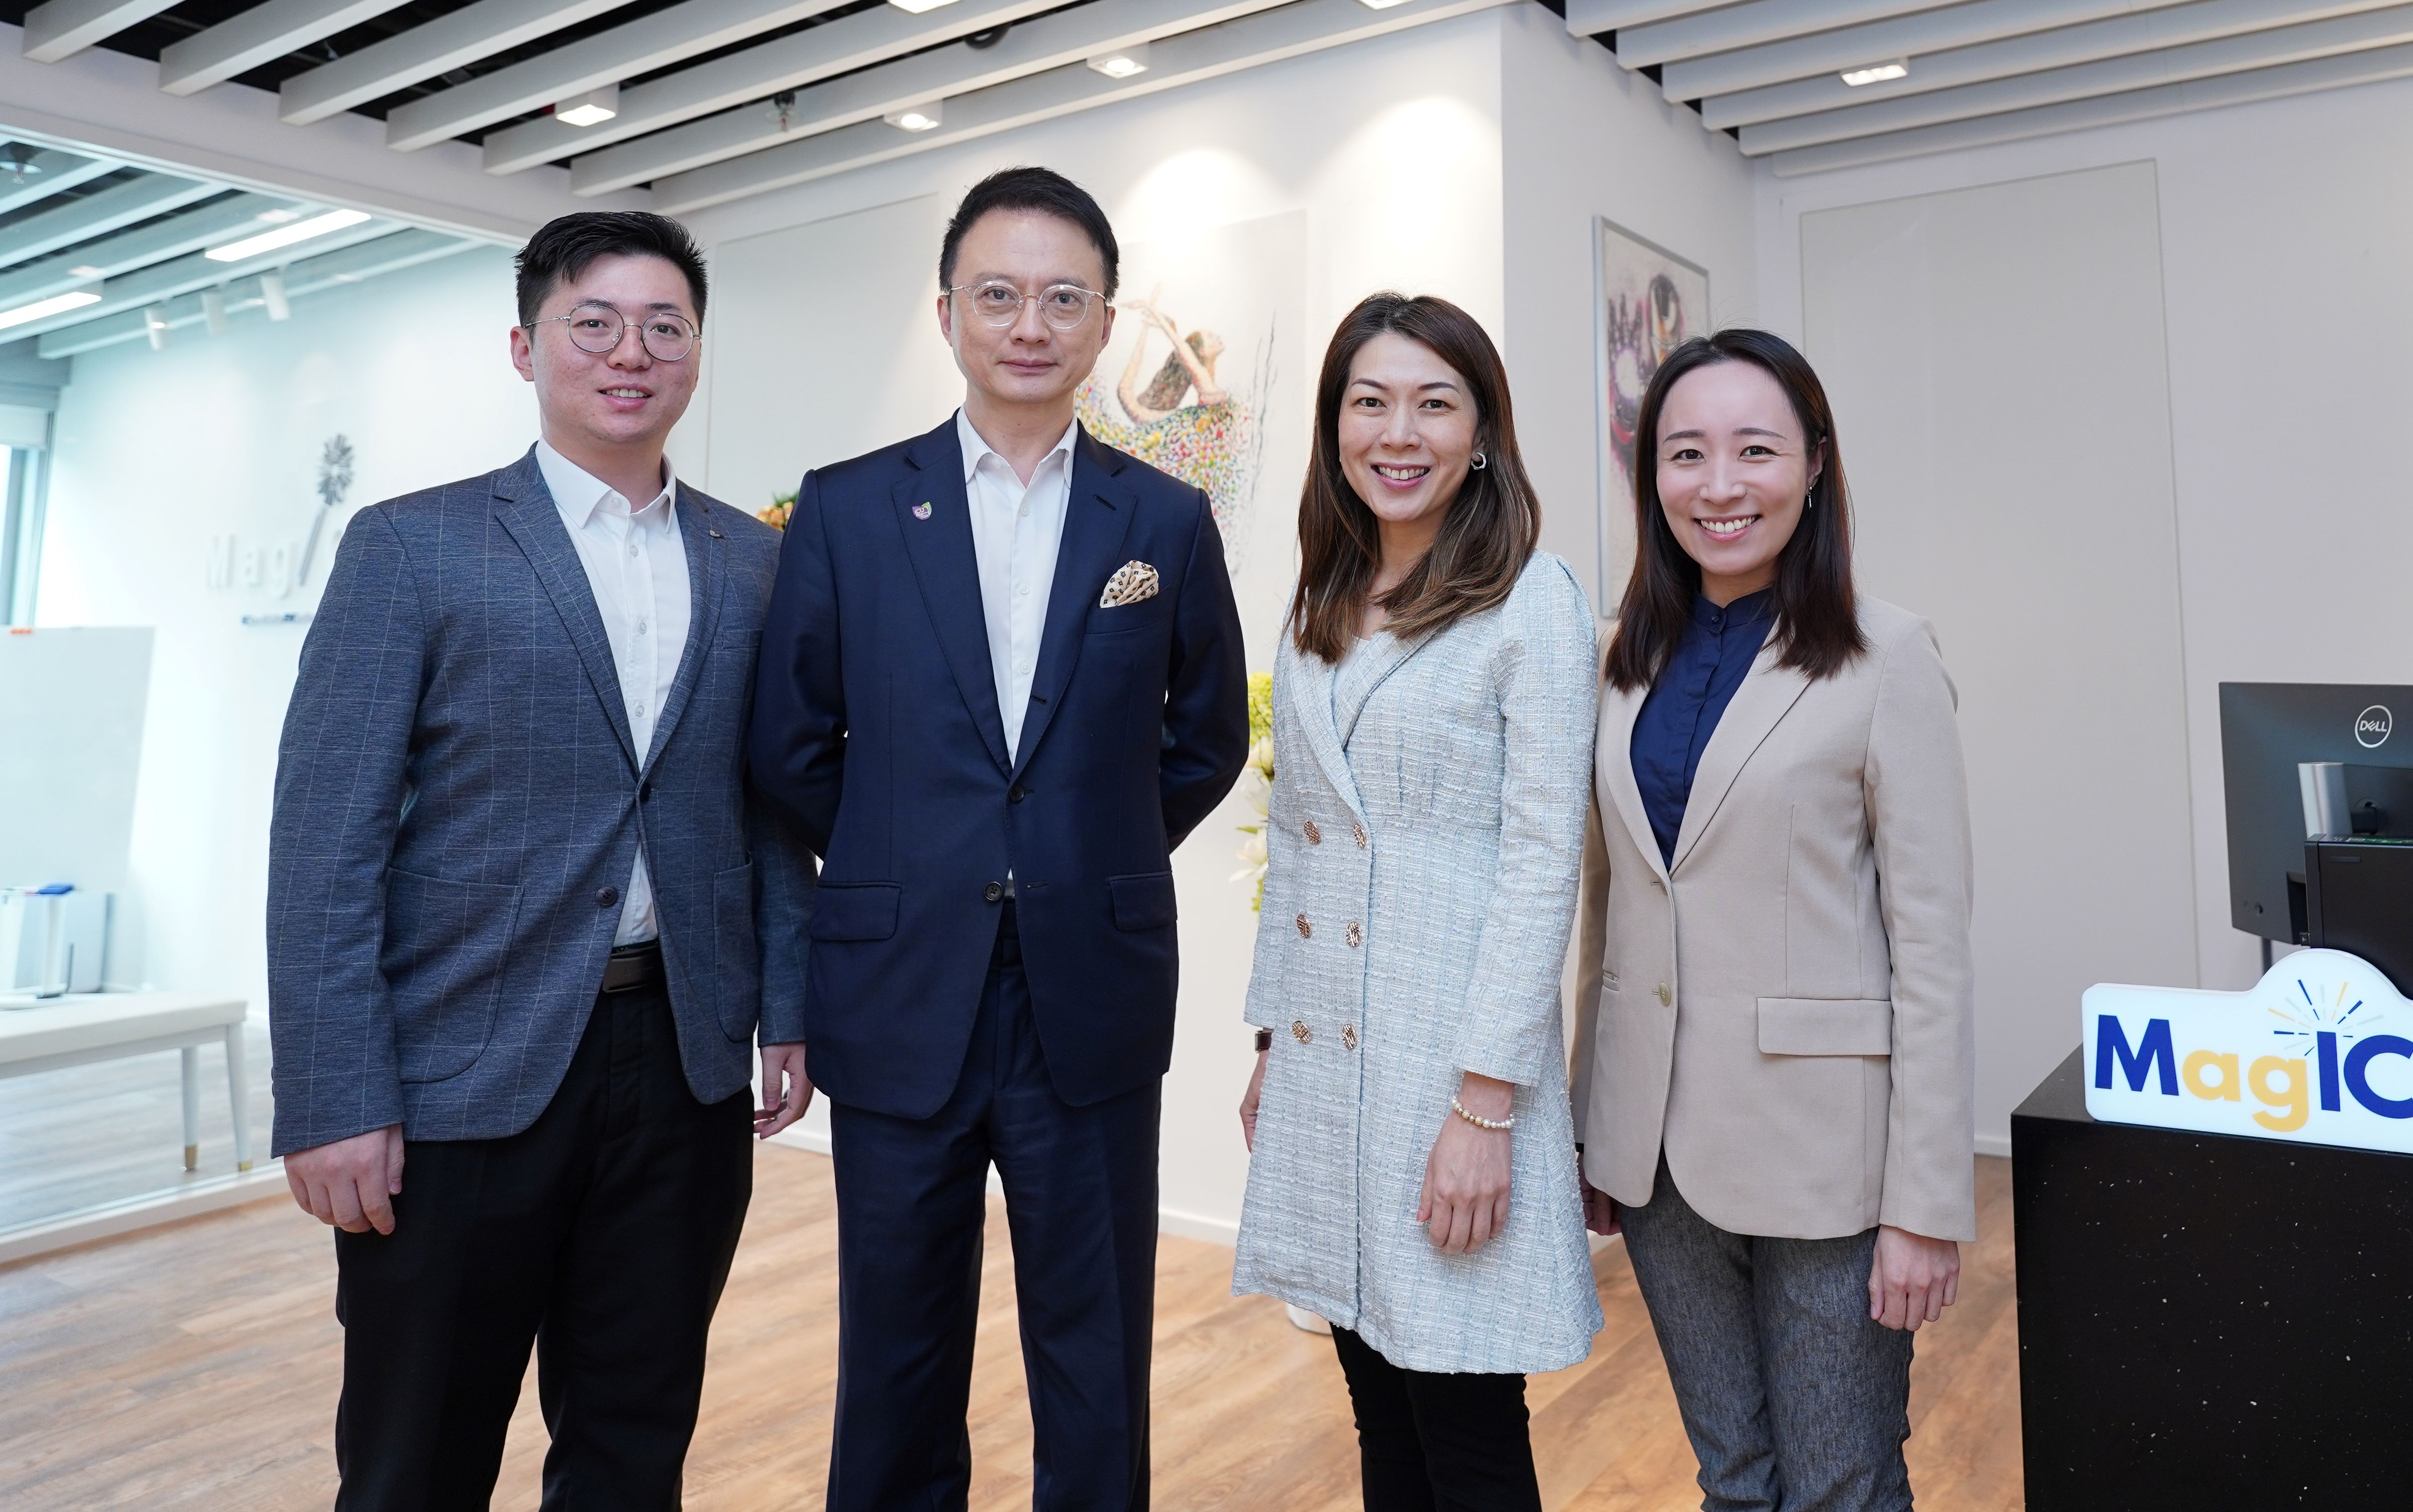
[331,978,753,1512]
[825,904,1162,1512]
[1330,1327,1543,1512]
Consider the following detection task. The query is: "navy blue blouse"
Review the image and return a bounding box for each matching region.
[1630,589,1775,866]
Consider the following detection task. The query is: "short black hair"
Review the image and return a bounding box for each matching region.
[939,167,1119,299]
[515,211,708,327]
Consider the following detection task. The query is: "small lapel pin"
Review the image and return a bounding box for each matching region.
[913,501,933,520]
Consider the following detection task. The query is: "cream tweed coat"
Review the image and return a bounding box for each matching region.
[1232,553,1604,1374]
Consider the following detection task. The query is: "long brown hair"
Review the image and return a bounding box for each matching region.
[1602,328,1867,692]
[1288,294,1541,662]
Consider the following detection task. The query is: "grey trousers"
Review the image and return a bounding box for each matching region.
[1618,1163,1914,1512]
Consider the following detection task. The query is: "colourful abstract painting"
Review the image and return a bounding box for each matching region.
[1596,217,1710,611]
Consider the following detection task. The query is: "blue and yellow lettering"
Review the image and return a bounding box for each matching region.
[2096,1016,2177,1096]
[2344,1035,2413,1120]
[2319,1030,2342,1113]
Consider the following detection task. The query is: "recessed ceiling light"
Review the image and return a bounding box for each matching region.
[888,0,958,13]
[555,83,619,127]
[1840,59,1909,87]
[68,264,103,277]
[0,289,100,331]
[255,208,301,224]
[884,102,943,132]
[1086,43,1149,78]
[205,207,371,263]
[1357,0,1414,10]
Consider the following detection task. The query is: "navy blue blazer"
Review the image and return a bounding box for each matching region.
[749,417,1249,1118]
[266,449,814,1155]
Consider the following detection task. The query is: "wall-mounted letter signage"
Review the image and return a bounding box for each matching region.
[2086,949,2413,1153]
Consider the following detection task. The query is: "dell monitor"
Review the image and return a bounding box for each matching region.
[2221,683,2413,945]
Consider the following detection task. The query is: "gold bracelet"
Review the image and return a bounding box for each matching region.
[1450,1096,1513,1132]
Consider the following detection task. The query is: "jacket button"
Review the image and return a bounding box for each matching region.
[596,887,620,909]
[640,783,654,803]
[1295,913,1311,939]
[1657,983,1673,1006]
[1009,785,1029,803]
[1304,820,1321,844]
[1341,1025,1357,1050]
[1345,922,1362,948]
[984,881,1005,904]
[1291,1020,1312,1044]
[1353,824,1368,848]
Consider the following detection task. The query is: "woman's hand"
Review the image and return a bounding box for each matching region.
[1578,1148,1621,1237]
[1868,1225,1960,1331]
[1239,1048,1268,1151]
[1418,1072,1515,1255]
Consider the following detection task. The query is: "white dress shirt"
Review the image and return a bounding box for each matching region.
[957,408,1077,760]
[536,440,691,945]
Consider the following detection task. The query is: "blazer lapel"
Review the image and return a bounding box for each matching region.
[1010,428,1136,779]
[893,420,1011,775]
[1595,677,1668,883]
[491,449,638,774]
[1332,629,1424,748]
[1287,636,1368,827]
[639,485,725,772]
[1668,641,1812,874]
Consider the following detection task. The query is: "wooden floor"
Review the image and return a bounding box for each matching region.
[0,1146,2022,1510]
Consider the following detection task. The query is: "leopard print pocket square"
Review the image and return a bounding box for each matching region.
[1098,561,1160,609]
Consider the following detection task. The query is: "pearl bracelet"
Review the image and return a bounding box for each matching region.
[1450,1096,1514,1132]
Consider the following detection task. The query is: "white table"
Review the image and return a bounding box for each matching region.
[0,993,252,1172]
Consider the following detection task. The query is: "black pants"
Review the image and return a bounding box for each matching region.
[331,978,753,1511]
[1331,1327,1542,1512]
[825,904,1162,1512]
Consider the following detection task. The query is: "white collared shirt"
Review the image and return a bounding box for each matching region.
[536,439,691,945]
[957,408,1077,760]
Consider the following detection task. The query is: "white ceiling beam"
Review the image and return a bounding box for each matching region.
[0,191,302,307]
[1617,0,1944,70]
[277,0,640,126]
[482,0,1061,176]
[21,0,179,63]
[1740,2,2413,152]
[1562,0,1726,36]
[1665,0,2190,101]
[567,0,1296,194]
[0,144,120,214]
[159,0,419,97]
[5,219,405,343]
[0,173,224,271]
[37,228,476,355]
[383,0,857,152]
[654,0,1515,214]
[1705,0,2397,127]
[1772,33,2413,174]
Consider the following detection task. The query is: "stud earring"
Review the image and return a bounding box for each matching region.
[1471,451,1489,471]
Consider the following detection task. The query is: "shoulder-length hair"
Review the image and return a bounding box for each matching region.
[1288,293,1541,662]
[1602,327,1867,692]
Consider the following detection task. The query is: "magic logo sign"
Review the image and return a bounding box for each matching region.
[2085,949,2413,1154]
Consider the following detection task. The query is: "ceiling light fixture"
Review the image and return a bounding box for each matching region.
[884,102,943,132]
[261,270,291,322]
[1086,43,1149,78]
[206,207,371,263]
[144,304,171,351]
[1357,0,1415,11]
[0,288,100,332]
[1,144,43,186]
[888,0,959,13]
[1840,59,1909,87]
[68,264,103,277]
[255,208,301,224]
[554,83,619,127]
[203,288,230,336]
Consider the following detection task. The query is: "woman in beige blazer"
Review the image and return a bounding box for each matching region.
[1570,328,1975,1512]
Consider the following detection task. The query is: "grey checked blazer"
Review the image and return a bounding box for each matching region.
[1232,554,1605,1374]
[267,448,813,1156]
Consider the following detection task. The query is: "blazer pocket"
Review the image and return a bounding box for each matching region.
[1108,871,1178,931]
[1757,997,1893,1056]
[808,882,901,942]
[380,868,522,1084]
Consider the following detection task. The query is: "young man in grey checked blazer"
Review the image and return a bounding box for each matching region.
[266,211,814,1509]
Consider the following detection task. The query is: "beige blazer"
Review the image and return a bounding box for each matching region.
[1569,596,1976,1243]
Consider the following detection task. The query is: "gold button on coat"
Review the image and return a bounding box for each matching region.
[1291,1021,1312,1043]
[1295,914,1311,939]
[1304,820,1322,844]
[1341,1025,1358,1050]
[1353,824,1368,848]
[1657,983,1673,1006]
[1345,922,1362,948]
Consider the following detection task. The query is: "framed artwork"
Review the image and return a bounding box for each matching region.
[1594,216,1710,615]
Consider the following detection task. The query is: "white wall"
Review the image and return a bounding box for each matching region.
[35,248,538,1017]
[683,13,1510,1239]
[1758,74,2413,1149]
[1496,5,1758,614]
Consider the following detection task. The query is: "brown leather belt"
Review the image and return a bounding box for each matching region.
[600,940,665,994]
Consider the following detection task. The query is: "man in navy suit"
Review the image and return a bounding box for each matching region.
[749,167,1249,1509]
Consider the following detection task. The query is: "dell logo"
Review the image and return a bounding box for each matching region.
[2356,705,2393,748]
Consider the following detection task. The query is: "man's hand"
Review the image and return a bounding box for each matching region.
[1417,1072,1515,1255]
[1579,1147,1621,1237]
[286,1125,405,1235]
[1238,1048,1268,1151]
[756,1042,813,1139]
[1868,1224,1960,1331]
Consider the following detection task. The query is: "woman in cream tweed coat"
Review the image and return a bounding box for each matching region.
[1233,294,1601,1512]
